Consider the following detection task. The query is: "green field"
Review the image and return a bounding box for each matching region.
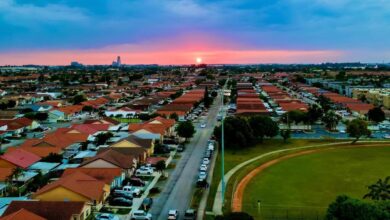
[206,139,346,212]
[242,146,390,219]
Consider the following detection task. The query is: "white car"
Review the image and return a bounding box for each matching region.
[115,186,141,197]
[136,167,154,176]
[202,158,210,165]
[131,210,152,220]
[200,123,206,128]
[167,209,179,220]
[198,171,207,180]
[199,164,208,171]
[96,213,119,220]
[207,144,214,151]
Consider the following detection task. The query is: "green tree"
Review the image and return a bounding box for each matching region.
[322,111,341,131]
[364,176,390,201]
[35,112,48,121]
[248,116,279,142]
[307,104,324,124]
[82,105,94,113]
[7,167,24,196]
[72,94,87,105]
[335,71,347,81]
[318,95,332,112]
[214,117,254,149]
[346,119,371,143]
[367,107,385,123]
[155,160,166,174]
[176,121,195,141]
[169,112,178,121]
[326,195,390,220]
[95,132,114,145]
[41,153,63,162]
[280,129,291,143]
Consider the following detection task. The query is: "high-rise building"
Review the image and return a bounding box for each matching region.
[112,56,122,67]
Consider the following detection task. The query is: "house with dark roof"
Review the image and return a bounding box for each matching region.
[80,149,136,176]
[1,201,90,220]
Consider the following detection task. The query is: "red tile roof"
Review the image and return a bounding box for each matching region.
[62,168,122,185]
[34,172,106,201]
[0,208,46,220]
[2,201,85,220]
[0,149,41,169]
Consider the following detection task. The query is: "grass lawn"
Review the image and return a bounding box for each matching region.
[206,139,346,212]
[111,117,142,123]
[243,146,390,219]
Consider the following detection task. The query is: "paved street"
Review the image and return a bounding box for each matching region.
[150,92,223,220]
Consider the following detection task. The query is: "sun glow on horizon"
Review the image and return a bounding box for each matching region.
[196,57,202,64]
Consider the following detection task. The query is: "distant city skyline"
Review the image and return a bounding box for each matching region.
[1,0,390,65]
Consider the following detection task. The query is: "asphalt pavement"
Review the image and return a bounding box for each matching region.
[150,93,223,220]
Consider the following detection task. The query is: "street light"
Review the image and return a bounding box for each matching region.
[221,85,225,205]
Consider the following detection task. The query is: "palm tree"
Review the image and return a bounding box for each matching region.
[7,167,24,196]
[363,176,390,201]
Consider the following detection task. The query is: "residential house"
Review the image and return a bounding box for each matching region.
[62,168,124,190]
[79,149,136,176]
[69,124,110,141]
[0,118,39,137]
[110,135,154,156]
[98,147,148,164]
[104,107,140,118]
[33,172,108,210]
[7,130,88,158]
[0,149,41,169]
[2,201,91,220]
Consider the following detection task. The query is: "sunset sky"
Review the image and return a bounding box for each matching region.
[1,0,390,65]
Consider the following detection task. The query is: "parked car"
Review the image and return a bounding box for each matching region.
[202,158,210,165]
[167,210,179,220]
[114,186,141,197]
[136,167,154,176]
[128,177,146,186]
[183,209,197,220]
[177,144,185,152]
[142,197,153,210]
[131,210,152,220]
[198,171,207,180]
[110,197,133,206]
[200,123,206,128]
[199,164,207,172]
[111,191,133,200]
[96,213,119,220]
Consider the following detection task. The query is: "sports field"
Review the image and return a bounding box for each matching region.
[242,146,390,219]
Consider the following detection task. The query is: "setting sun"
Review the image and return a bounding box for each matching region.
[196,57,202,64]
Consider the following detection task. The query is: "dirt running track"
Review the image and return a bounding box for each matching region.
[231,149,322,212]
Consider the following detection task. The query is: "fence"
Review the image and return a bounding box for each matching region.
[241,203,328,220]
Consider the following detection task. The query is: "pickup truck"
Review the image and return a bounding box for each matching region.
[114,186,141,197]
